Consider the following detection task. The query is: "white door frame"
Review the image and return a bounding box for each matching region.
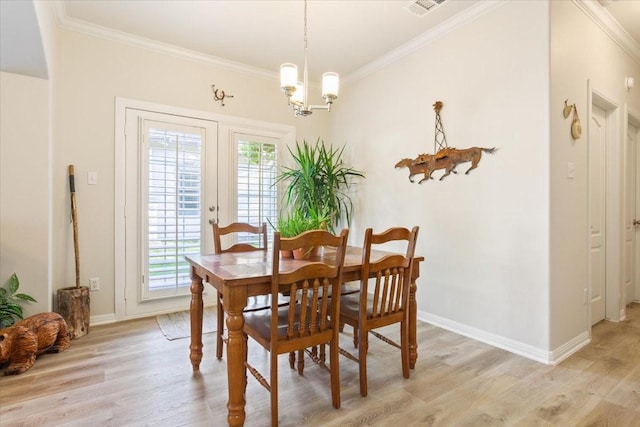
[114,97,295,321]
[587,82,623,327]
[625,105,640,305]
[588,102,608,324]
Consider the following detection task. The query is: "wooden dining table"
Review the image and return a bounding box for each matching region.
[186,246,423,427]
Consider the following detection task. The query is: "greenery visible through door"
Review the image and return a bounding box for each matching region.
[236,140,278,246]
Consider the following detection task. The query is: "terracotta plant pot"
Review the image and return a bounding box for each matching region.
[292,247,312,260]
[280,249,293,258]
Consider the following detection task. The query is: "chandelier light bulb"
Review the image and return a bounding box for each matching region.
[291,83,304,104]
[322,72,339,99]
[280,63,298,89]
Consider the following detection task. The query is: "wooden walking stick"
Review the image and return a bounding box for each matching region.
[57,164,90,339]
[69,165,80,288]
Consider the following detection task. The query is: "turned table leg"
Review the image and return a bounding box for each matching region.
[225,290,248,427]
[189,271,204,371]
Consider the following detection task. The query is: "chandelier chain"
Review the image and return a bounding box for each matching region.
[304,0,308,54]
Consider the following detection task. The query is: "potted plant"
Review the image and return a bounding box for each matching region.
[276,139,365,232]
[270,207,331,259]
[0,273,37,328]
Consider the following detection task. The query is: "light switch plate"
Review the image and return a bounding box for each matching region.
[88,171,98,185]
[567,162,575,179]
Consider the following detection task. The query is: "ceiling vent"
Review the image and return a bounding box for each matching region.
[405,0,446,17]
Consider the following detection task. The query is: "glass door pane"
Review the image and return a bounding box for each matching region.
[144,122,203,298]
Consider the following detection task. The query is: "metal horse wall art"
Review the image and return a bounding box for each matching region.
[395,101,497,183]
[395,154,456,184]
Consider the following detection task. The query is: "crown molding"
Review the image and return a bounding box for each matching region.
[53,0,623,87]
[343,0,507,85]
[51,0,507,87]
[51,0,277,80]
[572,0,640,65]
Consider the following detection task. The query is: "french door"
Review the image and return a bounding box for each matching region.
[123,108,218,317]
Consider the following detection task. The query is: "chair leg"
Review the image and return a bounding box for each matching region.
[401,319,410,379]
[329,338,341,409]
[244,333,249,392]
[353,326,359,349]
[297,349,305,375]
[289,351,296,370]
[216,292,224,360]
[358,328,368,397]
[270,351,279,427]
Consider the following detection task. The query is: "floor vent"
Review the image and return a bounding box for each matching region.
[405,0,446,17]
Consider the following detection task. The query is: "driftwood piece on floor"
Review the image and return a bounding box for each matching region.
[56,287,90,339]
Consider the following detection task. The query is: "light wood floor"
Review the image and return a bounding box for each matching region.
[1,304,638,426]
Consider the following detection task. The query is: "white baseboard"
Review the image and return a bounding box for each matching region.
[549,330,590,365]
[90,313,117,326]
[417,310,590,365]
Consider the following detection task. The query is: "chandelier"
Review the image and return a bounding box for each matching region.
[280,0,339,117]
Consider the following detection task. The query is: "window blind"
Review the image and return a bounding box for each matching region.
[236,140,278,245]
[147,127,202,292]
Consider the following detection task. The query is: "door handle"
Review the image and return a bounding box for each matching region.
[209,205,216,212]
[634,219,640,226]
[209,218,217,225]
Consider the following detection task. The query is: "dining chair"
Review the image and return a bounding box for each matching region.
[243,229,349,426]
[300,281,359,367]
[213,222,284,360]
[339,226,419,397]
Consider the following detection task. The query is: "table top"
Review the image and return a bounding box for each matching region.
[186,246,423,287]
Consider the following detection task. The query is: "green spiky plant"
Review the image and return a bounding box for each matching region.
[275,139,365,232]
[0,273,37,328]
[269,206,332,238]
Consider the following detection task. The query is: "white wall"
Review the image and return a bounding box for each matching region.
[0,71,51,316]
[13,0,640,362]
[549,1,640,351]
[52,29,329,318]
[332,1,551,358]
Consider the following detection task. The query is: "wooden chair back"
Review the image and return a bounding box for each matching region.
[359,226,419,329]
[270,229,349,351]
[213,222,267,254]
[211,221,269,360]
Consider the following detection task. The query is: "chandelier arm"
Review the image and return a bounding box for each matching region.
[308,104,331,112]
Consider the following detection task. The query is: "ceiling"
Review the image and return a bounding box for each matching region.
[60,0,484,82]
[2,1,639,81]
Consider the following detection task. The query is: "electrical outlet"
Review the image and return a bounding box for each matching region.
[89,277,100,291]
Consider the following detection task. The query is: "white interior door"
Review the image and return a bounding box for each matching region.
[624,121,637,304]
[123,108,218,317]
[590,104,607,324]
[633,122,640,303]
